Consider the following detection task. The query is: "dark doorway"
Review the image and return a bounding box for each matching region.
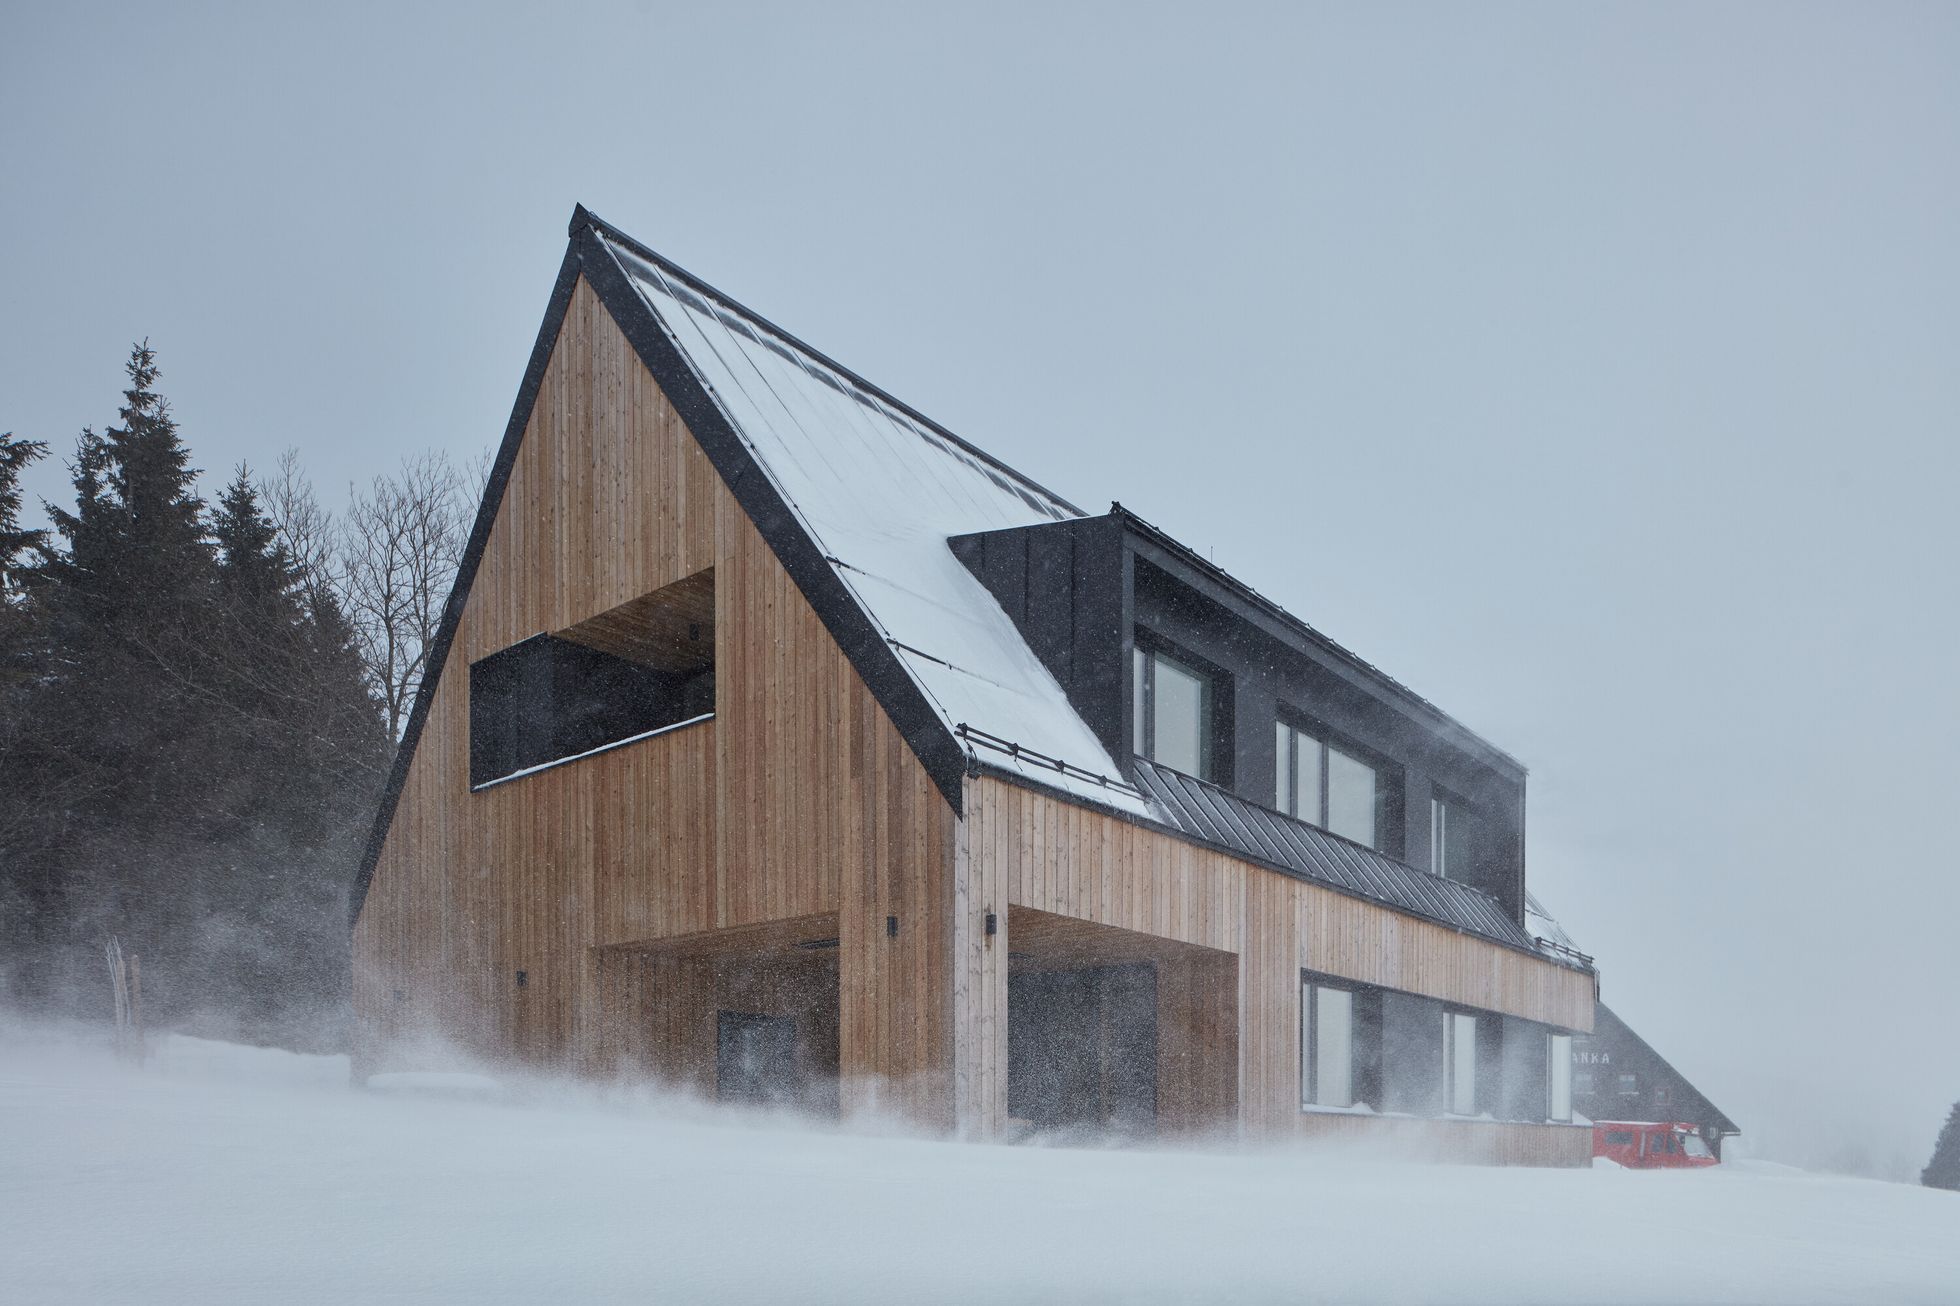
[716,1011,799,1106]
[1008,962,1158,1137]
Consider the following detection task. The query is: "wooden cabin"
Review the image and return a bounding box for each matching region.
[351,207,1596,1162]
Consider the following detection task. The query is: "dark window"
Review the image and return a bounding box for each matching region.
[1574,1070,1595,1098]
[1134,641,1220,782]
[1618,1072,1639,1097]
[1654,1084,1671,1107]
[1276,718,1383,851]
[1380,990,1445,1115]
[470,571,715,787]
[1009,964,1157,1134]
[1604,1130,1635,1145]
[716,1012,799,1106]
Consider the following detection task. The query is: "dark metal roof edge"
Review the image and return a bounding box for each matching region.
[1114,506,1528,778]
[970,759,1586,972]
[569,204,1086,520]
[348,244,584,928]
[572,218,969,815]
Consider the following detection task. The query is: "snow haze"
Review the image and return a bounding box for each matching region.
[2,2,1956,1182]
[5,1025,1957,1304]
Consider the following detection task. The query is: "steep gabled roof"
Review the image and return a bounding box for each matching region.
[350,207,1149,923]
[587,217,1148,813]
[350,207,1539,958]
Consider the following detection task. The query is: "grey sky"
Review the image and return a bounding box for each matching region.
[4,2,1954,1176]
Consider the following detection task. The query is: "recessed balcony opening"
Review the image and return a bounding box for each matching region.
[469,568,715,789]
[1005,908,1238,1143]
[595,914,841,1118]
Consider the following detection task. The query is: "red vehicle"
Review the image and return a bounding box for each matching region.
[1593,1121,1719,1168]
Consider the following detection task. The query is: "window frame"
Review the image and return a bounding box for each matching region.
[1547,1032,1573,1123]
[1443,1009,1480,1117]
[1299,976,1357,1109]
[1132,632,1226,783]
[1430,794,1455,879]
[1274,707,1389,852]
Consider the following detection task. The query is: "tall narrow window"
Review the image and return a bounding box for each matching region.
[1134,643,1216,781]
[1276,720,1380,850]
[1300,979,1355,1108]
[1431,796,1473,880]
[1445,1011,1479,1116]
[1275,720,1323,821]
[1548,1033,1572,1122]
[1431,797,1451,878]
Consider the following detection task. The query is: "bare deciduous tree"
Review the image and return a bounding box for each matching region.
[259,450,340,610]
[337,452,476,739]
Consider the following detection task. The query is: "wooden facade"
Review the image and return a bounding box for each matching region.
[953,775,1593,1148]
[354,254,1596,1164]
[353,277,953,1121]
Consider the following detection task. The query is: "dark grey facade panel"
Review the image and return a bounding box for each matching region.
[951,515,1129,764]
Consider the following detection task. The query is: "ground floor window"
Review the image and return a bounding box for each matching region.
[1445,1012,1479,1116]
[1300,979,1355,1108]
[1300,977,1574,1126]
[1548,1032,1573,1122]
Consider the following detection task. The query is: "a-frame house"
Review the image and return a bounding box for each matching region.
[352,207,1596,1159]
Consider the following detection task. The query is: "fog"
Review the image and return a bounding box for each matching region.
[4,3,1956,1178]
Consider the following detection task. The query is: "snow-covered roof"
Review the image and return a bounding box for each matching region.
[599,233,1151,815]
[1525,892,1581,954]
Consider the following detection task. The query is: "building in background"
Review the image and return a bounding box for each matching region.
[351,207,1595,1162]
[1527,895,1739,1159]
[1574,1005,1740,1160]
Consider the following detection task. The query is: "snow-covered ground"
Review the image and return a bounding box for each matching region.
[2,1023,1955,1304]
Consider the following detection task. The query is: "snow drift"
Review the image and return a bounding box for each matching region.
[1,1021,1955,1304]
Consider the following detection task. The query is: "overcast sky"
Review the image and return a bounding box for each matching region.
[4,2,1954,1177]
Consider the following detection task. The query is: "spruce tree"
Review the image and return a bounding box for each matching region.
[0,431,48,594]
[21,343,221,1016]
[0,433,50,987]
[7,346,387,1042]
[206,468,386,1040]
[1925,1101,1960,1191]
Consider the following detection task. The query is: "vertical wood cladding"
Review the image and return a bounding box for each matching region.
[965,774,1594,1146]
[355,270,1587,1158]
[353,277,952,1119]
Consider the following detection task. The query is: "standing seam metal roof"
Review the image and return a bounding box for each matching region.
[1131,759,1546,955]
